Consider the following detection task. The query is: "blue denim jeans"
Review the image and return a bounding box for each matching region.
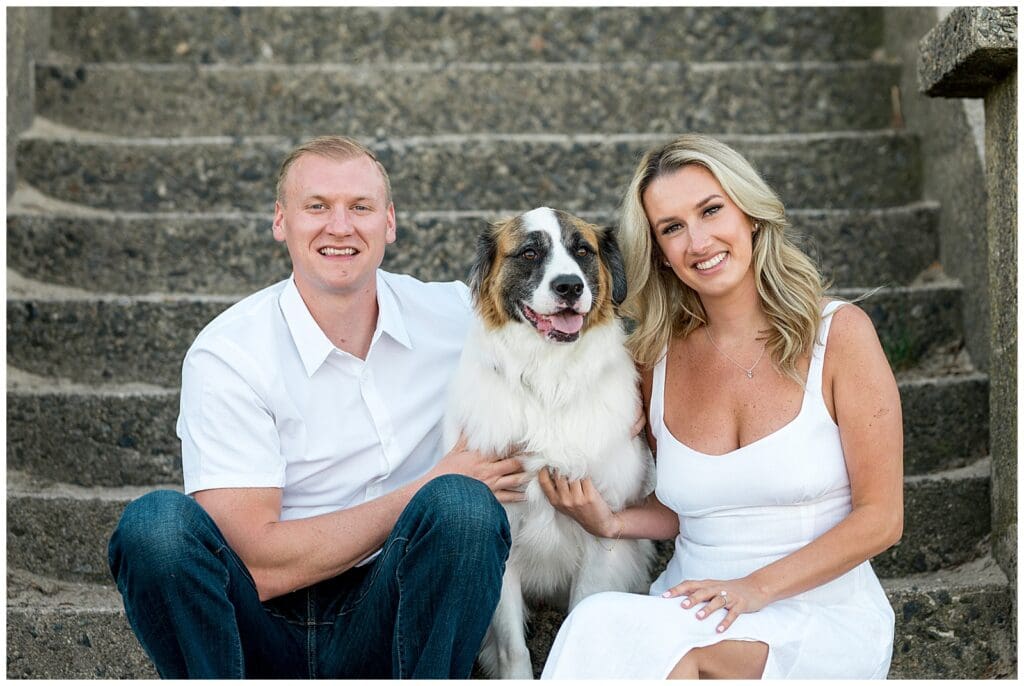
[108,475,511,678]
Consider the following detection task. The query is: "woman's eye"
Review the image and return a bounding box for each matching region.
[523,249,538,260]
[704,205,722,217]
[662,223,681,235]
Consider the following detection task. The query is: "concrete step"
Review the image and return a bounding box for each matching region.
[6,281,964,387]
[50,7,882,64]
[16,125,921,212]
[6,368,181,487]
[7,555,1012,679]
[6,360,985,488]
[5,459,992,587]
[6,199,940,295]
[35,60,900,138]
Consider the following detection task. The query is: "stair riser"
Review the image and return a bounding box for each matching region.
[6,471,988,587]
[6,206,939,295]
[5,375,983,487]
[7,392,181,487]
[6,579,1011,679]
[36,62,898,138]
[51,7,883,64]
[6,288,962,387]
[900,377,989,474]
[16,134,921,213]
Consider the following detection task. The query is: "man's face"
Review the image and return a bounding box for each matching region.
[273,154,396,302]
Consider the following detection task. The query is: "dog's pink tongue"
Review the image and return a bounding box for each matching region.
[550,311,584,334]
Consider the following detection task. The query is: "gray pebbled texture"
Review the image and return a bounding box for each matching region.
[8,286,961,387]
[918,6,1018,98]
[35,61,899,138]
[17,132,922,213]
[50,7,883,64]
[6,205,938,296]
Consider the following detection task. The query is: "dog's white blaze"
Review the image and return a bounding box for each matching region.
[520,207,594,315]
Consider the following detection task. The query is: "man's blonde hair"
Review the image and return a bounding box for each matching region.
[275,135,392,206]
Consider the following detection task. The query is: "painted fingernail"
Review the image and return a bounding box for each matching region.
[661,591,671,598]
[717,625,725,633]
[696,610,704,618]
[681,599,690,607]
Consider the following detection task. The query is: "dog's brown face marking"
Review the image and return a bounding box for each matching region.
[469,208,627,341]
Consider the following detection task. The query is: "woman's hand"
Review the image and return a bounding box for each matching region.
[661,577,770,634]
[537,469,620,538]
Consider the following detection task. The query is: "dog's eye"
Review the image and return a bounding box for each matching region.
[522,249,538,260]
[575,247,591,258]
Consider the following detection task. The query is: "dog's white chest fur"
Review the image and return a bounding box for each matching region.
[444,318,655,677]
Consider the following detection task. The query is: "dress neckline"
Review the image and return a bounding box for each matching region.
[655,301,845,458]
[660,385,810,458]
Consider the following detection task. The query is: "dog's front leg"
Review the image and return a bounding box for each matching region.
[568,538,652,611]
[480,563,534,679]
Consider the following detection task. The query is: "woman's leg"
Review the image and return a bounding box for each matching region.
[667,640,769,680]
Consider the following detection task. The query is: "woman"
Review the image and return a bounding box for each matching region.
[538,135,903,679]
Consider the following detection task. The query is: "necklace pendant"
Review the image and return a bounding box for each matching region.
[746,370,753,379]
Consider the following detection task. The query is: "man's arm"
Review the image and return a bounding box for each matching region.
[195,438,525,602]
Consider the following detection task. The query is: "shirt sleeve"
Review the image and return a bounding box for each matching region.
[454,279,473,310]
[177,345,287,494]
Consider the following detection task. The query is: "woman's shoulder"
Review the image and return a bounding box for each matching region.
[820,299,885,366]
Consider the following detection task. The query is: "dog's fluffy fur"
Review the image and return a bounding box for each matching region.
[444,207,655,679]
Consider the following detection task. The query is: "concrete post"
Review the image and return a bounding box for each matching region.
[918,5,1017,583]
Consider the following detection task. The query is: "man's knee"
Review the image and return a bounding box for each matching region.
[407,475,511,556]
[108,490,215,583]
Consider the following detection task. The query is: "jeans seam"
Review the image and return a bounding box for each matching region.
[394,535,410,679]
[335,536,406,618]
[307,588,317,678]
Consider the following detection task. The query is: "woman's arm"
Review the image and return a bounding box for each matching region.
[665,304,904,632]
[538,471,680,540]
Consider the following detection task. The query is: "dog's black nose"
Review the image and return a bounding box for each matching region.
[551,274,585,301]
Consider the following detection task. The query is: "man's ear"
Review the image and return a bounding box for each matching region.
[272,201,286,243]
[599,226,628,307]
[385,203,397,244]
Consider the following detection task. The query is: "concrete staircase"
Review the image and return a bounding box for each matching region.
[6,7,1014,678]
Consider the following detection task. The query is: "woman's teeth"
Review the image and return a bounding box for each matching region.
[695,253,726,270]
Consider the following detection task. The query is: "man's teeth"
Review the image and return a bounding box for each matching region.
[320,247,356,256]
[695,253,726,270]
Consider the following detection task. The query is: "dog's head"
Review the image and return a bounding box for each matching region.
[469,207,627,343]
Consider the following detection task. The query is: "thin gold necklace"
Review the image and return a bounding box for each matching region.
[704,327,767,379]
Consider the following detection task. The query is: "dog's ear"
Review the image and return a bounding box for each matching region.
[468,224,499,303]
[599,226,628,307]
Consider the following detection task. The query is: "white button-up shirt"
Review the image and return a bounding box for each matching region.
[178,271,472,522]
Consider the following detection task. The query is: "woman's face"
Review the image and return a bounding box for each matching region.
[642,164,757,301]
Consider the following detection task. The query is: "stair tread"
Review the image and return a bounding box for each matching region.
[8,552,1010,612]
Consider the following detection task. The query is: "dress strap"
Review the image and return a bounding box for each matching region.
[806,300,847,397]
[649,346,669,440]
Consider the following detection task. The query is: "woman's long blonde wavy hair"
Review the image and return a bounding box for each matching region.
[620,135,826,385]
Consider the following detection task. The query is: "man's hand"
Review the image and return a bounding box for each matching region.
[429,435,530,504]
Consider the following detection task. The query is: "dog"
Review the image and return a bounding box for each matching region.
[443,207,655,679]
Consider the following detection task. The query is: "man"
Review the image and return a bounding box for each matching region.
[108,136,527,678]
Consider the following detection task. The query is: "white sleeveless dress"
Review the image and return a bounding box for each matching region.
[541,302,894,679]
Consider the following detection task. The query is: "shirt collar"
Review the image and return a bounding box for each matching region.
[279,273,413,378]
[374,271,413,352]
